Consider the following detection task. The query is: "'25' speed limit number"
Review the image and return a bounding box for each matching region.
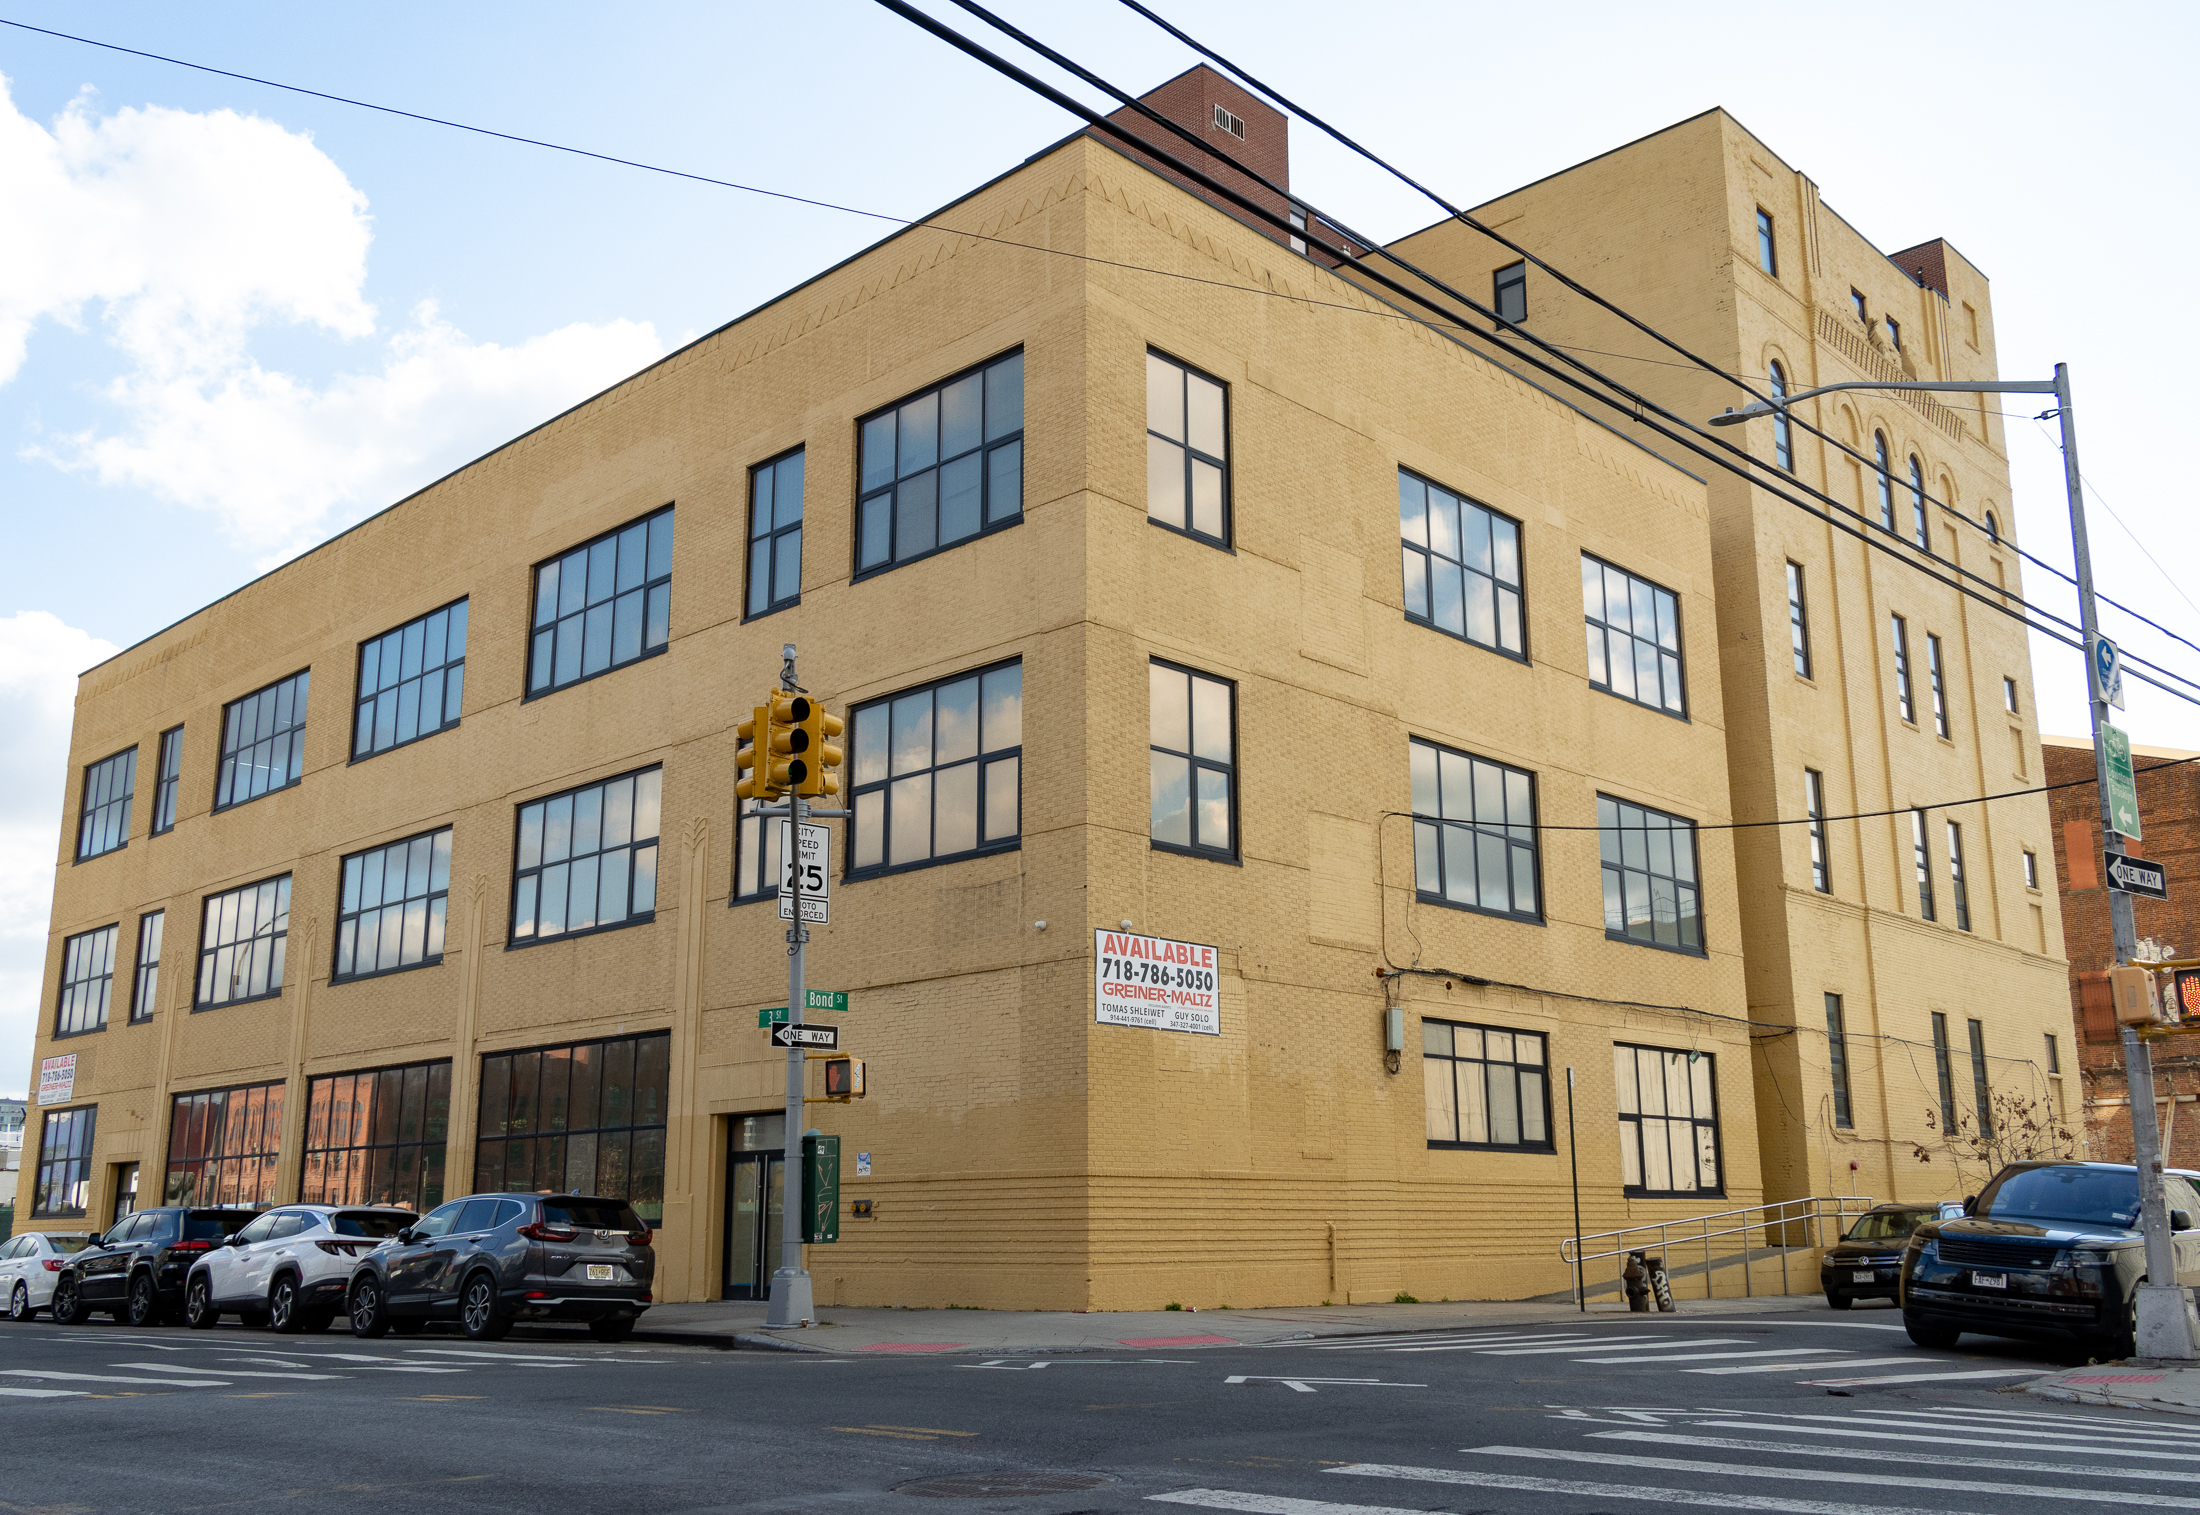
[777,821,829,922]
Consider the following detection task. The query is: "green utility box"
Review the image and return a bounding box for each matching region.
[801,1132,840,1243]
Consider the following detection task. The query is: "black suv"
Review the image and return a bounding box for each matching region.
[346,1192,654,1342]
[51,1207,261,1326]
[1821,1201,1964,1308]
[1900,1160,2200,1356]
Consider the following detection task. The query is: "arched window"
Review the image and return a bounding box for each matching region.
[1873,433,1893,529]
[1984,509,2000,543]
[1909,455,1928,547]
[1768,362,1794,472]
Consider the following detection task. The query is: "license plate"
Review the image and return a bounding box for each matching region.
[587,1264,616,1282]
[1853,1269,1876,1283]
[1973,1271,2007,1290]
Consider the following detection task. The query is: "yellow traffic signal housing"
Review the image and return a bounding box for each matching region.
[735,702,776,802]
[768,692,810,791]
[796,703,845,797]
[823,1057,865,1100]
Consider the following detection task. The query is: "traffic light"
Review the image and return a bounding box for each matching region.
[735,699,783,803]
[740,692,843,800]
[823,1057,866,1100]
[795,702,845,798]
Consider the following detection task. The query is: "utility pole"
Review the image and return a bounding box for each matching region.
[767,643,813,1329]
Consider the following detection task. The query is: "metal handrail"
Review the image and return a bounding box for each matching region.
[1560,1195,1876,1301]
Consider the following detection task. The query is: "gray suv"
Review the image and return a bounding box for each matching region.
[345,1192,654,1342]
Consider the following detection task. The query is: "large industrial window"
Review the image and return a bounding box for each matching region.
[858,350,1024,576]
[1583,554,1685,716]
[336,828,453,980]
[1786,561,1810,677]
[1947,821,1971,931]
[1149,661,1236,861]
[1911,809,1935,921]
[77,748,136,861]
[1873,432,1894,530]
[1615,1043,1722,1198]
[1493,260,1527,324]
[1927,633,1948,737]
[151,726,183,835]
[475,1032,669,1224]
[355,599,467,759]
[1805,769,1830,893]
[1412,738,1539,922]
[165,1081,285,1206]
[1423,1020,1550,1151]
[1931,1011,1957,1133]
[733,799,787,907]
[215,670,308,812]
[129,911,163,1023]
[1892,614,1914,722]
[1599,796,1702,954]
[55,924,118,1037]
[847,661,1021,878]
[1768,361,1793,472]
[527,508,673,697]
[1403,471,1524,659]
[1146,350,1229,547]
[1968,1018,1993,1139]
[302,1060,451,1212]
[196,875,291,1009]
[512,768,661,945]
[32,1107,96,1217]
[1908,455,1929,547]
[1826,993,1853,1128]
[746,449,805,617]
[1755,209,1777,276]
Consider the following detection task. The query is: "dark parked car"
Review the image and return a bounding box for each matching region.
[346,1192,654,1342]
[1900,1161,2200,1356]
[1821,1201,1965,1308]
[51,1207,262,1326]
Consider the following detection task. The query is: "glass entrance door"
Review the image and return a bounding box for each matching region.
[722,1113,786,1300]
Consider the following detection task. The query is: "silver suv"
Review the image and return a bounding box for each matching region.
[185,1204,418,1333]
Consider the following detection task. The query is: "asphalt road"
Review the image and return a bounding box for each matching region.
[1,1303,2187,1514]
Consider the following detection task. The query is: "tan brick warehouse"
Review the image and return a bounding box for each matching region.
[21,74,2062,1310]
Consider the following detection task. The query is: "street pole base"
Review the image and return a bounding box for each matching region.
[2134,1283,2200,1361]
[763,1267,815,1329]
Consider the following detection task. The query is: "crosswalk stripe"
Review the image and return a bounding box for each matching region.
[1734,1410,2172,1449]
[1680,1418,2200,1462]
[1686,1356,1933,1375]
[1801,1368,2044,1387]
[1854,1407,2200,1442]
[112,1362,341,1381]
[1575,1348,1852,1365]
[1458,1443,2200,1508]
[404,1349,582,1365]
[1593,1430,2200,1484]
[1471,1338,1751,1357]
[0,1386,89,1399]
[1327,1461,1945,1514]
[1304,1332,1581,1348]
[1149,1490,1438,1515]
[0,1369,229,1387]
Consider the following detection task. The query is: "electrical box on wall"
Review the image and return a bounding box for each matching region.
[1384,1005,1404,1053]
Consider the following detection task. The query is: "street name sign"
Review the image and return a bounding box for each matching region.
[2103,722,2143,841]
[776,821,829,922]
[770,1022,840,1049]
[757,990,849,1026]
[1094,929,1222,1036]
[2106,852,2170,901]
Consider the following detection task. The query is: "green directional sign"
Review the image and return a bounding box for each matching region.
[757,990,849,1027]
[2104,721,2143,842]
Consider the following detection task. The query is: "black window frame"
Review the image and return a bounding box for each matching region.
[195,874,292,1011]
[855,349,1026,581]
[1873,432,1895,530]
[509,767,663,949]
[1493,260,1527,325]
[31,1106,97,1218]
[2045,1033,2060,1074]
[1967,1018,1993,1138]
[165,1080,285,1207]
[129,910,163,1024]
[1768,360,1794,471]
[2024,848,2039,890]
[1598,795,1704,956]
[76,747,136,862]
[1852,288,1868,323]
[301,1058,452,1213]
[732,798,788,907]
[1583,553,1687,719]
[1755,209,1777,276]
[1887,316,1902,353]
[1401,470,1527,663]
[1892,614,1914,723]
[1786,560,1810,677]
[214,670,309,814]
[352,598,468,762]
[1614,1042,1724,1200]
[525,506,674,700]
[1908,455,1929,547]
[2003,675,2019,713]
[474,1031,669,1225]
[1148,659,1239,864]
[1911,808,1935,921]
[1931,1012,1957,1132]
[1411,737,1541,924]
[334,827,454,983]
[744,448,806,620]
[151,725,183,836]
[1825,993,1853,1128]
[1805,768,1830,894]
[1947,819,1971,931]
[845,660,1023,882]
[55,923,119,1038]
[1144,347,1230,550]
[1421,1019,1553,1153]
[1926,632,1948,736]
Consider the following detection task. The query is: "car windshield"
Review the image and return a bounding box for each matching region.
[185,1211,260,1241]
[47,1237,90,1254]
[332,1211,417,1238]
[1844,1210,1927,1242]
[542,1200,645,1232]
[1981,1167,2141,1227]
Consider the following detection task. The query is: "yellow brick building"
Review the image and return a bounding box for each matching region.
[1393,107,2075,1215]
[29,80,2046,1313]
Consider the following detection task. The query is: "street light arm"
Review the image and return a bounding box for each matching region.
[1708,376,2058,425]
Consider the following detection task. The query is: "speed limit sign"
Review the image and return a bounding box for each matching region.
[777,821,829,922]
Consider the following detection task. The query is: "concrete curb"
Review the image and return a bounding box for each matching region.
[2029,1382,2200,1419]
[629,1327,839,1353]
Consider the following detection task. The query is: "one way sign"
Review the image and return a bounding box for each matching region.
[770,1022,840,1050]
[2106,852,2170,901]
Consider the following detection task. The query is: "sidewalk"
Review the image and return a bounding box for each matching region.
[631,1292,1830,1354]
[2029,1362,2200,1418]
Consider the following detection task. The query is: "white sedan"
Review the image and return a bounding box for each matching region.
[0,1231,94,1320]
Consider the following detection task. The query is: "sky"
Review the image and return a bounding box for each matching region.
[0,0,2194,1093]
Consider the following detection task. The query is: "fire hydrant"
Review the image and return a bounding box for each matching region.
[1623,1250,1651,1312]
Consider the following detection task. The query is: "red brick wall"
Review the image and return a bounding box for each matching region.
[1889,238,1949,298]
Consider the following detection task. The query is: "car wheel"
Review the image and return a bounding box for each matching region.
[349,1277,390,1339]
[126,1272,162,1328]
[459,1273,511,1341]
[1903,1311,1959,1350]
[268,1275,304,1334]
[587,1317,634,1343]
[8,1282,29,1322]
[1825,1291,1853,1311]
[185,1273,219,1330]
[50,1274,88,1326]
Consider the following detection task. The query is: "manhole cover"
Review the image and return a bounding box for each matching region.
[896,1472,1112,1498]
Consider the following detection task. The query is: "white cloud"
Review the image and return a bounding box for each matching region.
[0,74,664,556]
[0,613,119,1099]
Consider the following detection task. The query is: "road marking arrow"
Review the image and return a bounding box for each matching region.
[1223,1375,1427,1393]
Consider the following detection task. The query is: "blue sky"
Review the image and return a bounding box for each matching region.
[2,0,2195,1088]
